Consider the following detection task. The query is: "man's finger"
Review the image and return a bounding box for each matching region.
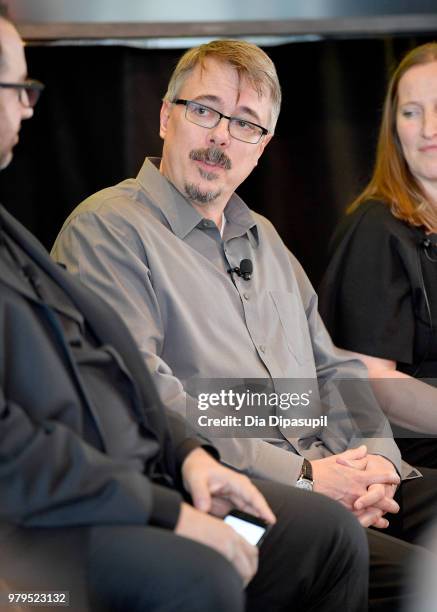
[373,497,400,514]
[217,472,276,524]
[225,479,276,524]
[365,470,400,487]
[339,445,367,461]
[188,475,212,512]
[355,508,390,529]
[354,485,385,510]
[233,537,259,586]
[210,497,233,517]
[371,516,390,529]
[355,507,383,528]
[336,457,368,470]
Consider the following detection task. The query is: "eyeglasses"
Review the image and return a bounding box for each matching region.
[0,79,45,108]
[173,99,269,144]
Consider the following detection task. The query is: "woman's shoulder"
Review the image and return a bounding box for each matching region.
[349,199,405,231]
[330,199,416,254]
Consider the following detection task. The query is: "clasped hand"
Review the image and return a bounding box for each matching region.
[312,445,400,528]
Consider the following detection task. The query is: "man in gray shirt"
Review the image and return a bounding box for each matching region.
[0,19,374,611]
[53,39,437,602]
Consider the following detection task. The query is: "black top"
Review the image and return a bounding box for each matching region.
[319,200,437,379]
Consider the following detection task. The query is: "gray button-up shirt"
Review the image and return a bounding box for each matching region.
[52,158,402,484]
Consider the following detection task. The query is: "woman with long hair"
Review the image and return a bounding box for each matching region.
[319,43,437,467]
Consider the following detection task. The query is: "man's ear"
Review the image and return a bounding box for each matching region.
[159,100,172,139]
[253,133,273,166]
[258,133,273,156]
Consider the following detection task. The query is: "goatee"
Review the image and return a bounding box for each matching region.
[184,183,221,204]
[185,146,230,204]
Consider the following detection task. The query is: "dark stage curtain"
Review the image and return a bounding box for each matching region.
[1,34,435,286]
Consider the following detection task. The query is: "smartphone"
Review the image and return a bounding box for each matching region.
[224,509,270,547]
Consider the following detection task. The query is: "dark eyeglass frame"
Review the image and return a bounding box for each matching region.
[0,79,45,108]
[173,98,269,144]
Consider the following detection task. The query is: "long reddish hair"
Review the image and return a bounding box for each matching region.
[349,42,437,230]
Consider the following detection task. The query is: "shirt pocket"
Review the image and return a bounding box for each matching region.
[269,290,314,366]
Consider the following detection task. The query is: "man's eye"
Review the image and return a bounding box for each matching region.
[234,119,254,131]
[193,105,211,117]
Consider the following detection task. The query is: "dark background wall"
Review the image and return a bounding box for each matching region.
[1,34,435,286]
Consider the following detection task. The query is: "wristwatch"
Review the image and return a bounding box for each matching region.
[295,458,314,491]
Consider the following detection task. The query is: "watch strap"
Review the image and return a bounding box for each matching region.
[298,458,313,482]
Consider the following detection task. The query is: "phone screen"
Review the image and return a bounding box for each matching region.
[224,513,267,546]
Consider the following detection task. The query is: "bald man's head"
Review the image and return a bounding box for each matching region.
[0,17,33,169]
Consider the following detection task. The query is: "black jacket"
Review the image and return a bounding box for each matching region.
[0,205,206,530]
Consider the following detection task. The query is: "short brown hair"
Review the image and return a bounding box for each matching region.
[349,42,437,229]
[163,39,281,132]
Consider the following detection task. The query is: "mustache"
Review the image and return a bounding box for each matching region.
[189,148,232,170]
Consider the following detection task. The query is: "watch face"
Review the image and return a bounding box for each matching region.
[296,478,313,491]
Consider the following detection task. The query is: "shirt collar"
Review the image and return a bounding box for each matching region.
[220,212,226,237]
[136,157,259,245]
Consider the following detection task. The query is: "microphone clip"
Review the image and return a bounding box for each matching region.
[227,258,253,281]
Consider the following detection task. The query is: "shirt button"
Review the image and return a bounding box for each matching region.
[259,345,266,354]
[243,293,250,300]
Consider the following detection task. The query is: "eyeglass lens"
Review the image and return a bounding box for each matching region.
[20,87,40,108]
[185,101,263,143]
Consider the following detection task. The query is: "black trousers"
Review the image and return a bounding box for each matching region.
[0,481,367,612]
[366,467,437,611]
[86,482,369,612]
[2,473,437,612]
[395,436,437,469]
[248,479,368,612]
[252,477,437,612]
[387,467,437,543]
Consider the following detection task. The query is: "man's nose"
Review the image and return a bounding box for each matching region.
[20,89,34,120]
[207,117,231,147]
[22,104,33,121]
